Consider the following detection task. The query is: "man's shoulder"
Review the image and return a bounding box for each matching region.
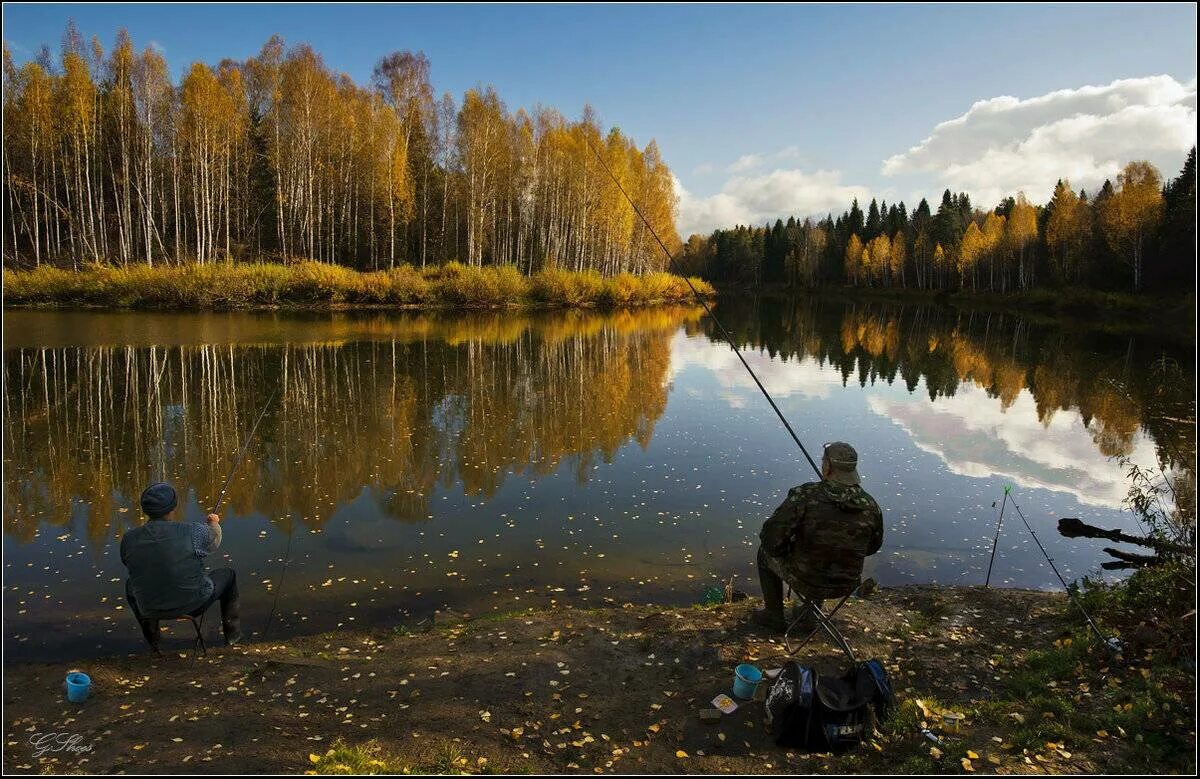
[842,485,883,516]
[787,481,825,498]
[810,482,883,513]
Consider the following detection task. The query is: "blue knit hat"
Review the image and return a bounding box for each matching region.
[140,482,178,519]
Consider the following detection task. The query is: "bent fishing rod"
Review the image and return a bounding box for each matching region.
[210,386,278,515]
[585,137,823,478]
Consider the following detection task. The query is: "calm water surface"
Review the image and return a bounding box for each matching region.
[3,300,1193,660]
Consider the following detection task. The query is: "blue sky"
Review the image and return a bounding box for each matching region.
[4,3,1196,235]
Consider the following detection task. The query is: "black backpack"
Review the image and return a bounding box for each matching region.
[764,658,895,753]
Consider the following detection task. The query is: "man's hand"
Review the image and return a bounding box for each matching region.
[207,513,221,525]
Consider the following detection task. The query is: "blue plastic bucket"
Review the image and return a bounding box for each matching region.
[65,672,91,703]
[732,663,762,699]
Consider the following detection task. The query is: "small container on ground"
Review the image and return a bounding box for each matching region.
[732,663,762,700]
[65,672,91,703]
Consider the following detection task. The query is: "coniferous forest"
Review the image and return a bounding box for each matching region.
[682,149,1196,297]
[2,24,681,275]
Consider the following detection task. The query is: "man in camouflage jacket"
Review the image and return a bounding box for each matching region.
[753,441,884,632]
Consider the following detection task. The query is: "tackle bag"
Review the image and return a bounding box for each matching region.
[763,659,895,753]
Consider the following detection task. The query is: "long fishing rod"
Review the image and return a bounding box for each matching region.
[1006,489,1119,653]
[585,137,822,478]
[210,386,278,514]
[984,486,1010,587]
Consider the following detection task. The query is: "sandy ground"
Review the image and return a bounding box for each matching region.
[3,585,1192,774]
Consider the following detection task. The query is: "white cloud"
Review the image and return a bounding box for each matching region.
[675,169,871,237]
[868,382,1159,509]
[727,153,764,173]
[883,75,1197,205]
[669,331,847,407]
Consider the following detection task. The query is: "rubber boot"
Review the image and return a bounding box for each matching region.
[788,603,817,635]
[221,594,243,647]
[139,618,161,652]
[754,546,788,632]
[752,607,787,632]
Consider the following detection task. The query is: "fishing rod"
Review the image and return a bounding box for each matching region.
[210,386,278,515]
[1005,488,1119,653]
[584,137,822,478]
[984,486,1010,587]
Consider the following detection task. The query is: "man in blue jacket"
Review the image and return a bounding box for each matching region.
[121,482,242,649]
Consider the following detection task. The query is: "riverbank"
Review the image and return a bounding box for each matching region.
[722,283,1195,340]
[4,585,1193,774]
[2,262,716,310]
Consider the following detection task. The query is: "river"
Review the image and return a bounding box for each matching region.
[3,299,1193,660]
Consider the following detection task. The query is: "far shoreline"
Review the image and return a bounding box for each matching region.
[2,261,717,312]
[712,282,1196,341]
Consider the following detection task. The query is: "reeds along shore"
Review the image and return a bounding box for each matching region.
[2,261,717,309]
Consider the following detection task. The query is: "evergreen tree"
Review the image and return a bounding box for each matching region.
[865,198,881,239]
[847,198,864,237]
[1158,146,1196,290]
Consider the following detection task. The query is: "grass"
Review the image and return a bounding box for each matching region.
[971,560,1194,773]
[2,260,716,310]
[306,739,516,775]
[860,556,1195,774]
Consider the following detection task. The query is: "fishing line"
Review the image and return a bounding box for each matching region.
[585,137,822,478]
[261,518,294,640]
[205,385,280,639]
[1006,489,1117,652]
[210,386,278,515]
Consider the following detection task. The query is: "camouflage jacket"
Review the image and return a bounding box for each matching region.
[759,480,884,598]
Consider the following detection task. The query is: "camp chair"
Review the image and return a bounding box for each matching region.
[782,579,868,662]
[151,607,208,658]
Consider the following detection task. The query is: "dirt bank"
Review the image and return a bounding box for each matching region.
[3,586,1193,774]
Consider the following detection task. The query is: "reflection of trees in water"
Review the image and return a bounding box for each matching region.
[710,297,1194,469]
[3,308,698,545]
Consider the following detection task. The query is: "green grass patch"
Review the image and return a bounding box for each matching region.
[307,739,512,775]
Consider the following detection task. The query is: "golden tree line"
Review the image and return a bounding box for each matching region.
[2,25,681,274]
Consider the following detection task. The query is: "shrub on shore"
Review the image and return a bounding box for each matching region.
[2,261,715,310]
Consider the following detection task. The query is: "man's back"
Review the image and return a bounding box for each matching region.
[767,480,884,598]
[120,520,209,616]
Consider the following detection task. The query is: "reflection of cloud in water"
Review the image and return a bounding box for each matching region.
[868,381,1158,508]
[670,331,845,407]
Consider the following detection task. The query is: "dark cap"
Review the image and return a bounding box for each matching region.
[140,482,178,519]
[822,442,860,485]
